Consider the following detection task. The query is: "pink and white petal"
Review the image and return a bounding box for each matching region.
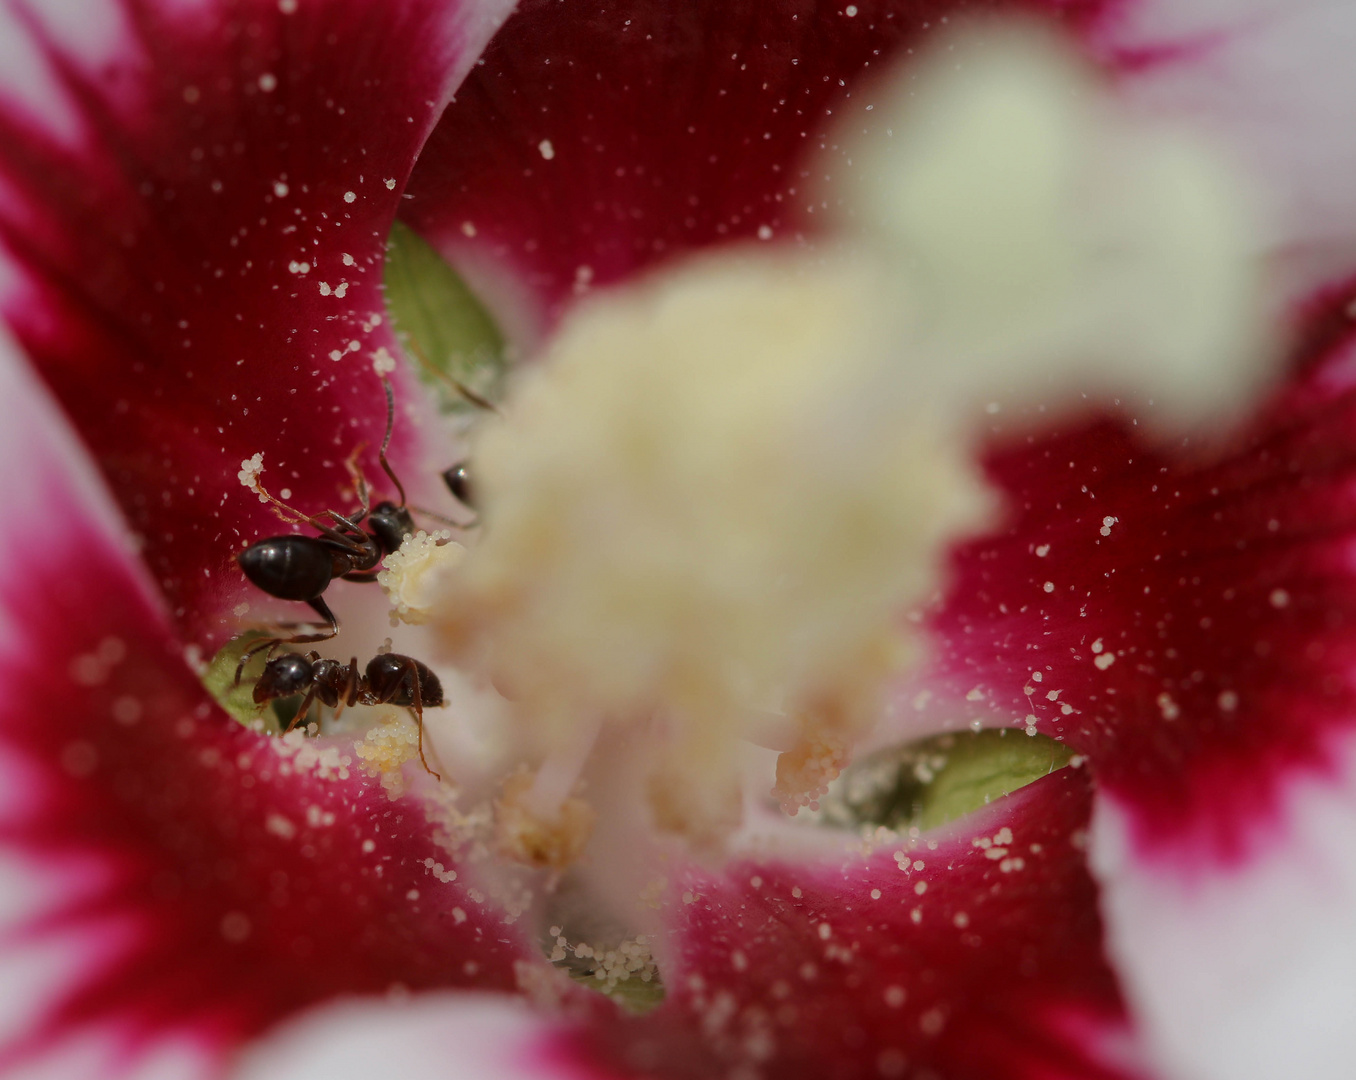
[0,330,531,1074]
[401,0,1120,330]
[567,769,1141,1080]
[909,278,1356,1075]
[1096,0,1356,297]
[233,995,609,1080]
[1090,733,1356,1080]
[0,0,513,647]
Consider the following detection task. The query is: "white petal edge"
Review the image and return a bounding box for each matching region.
[231,994,586,1080]
[1089,732,1356,1080]
[1109,0,1356,297]
[0,333,214,1071]
[0,316,155,650]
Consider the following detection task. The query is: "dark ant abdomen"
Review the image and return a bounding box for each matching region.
[240,535,360,601]
[366,653,444,708]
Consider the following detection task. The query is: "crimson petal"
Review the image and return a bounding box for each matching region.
[0,338,530,1072]
[401,0,1117,329]
[0,0,511,647]
[559,769,1131,1080]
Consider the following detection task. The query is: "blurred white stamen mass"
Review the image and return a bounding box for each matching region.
[426,24,1275,856]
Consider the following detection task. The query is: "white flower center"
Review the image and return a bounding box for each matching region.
[412,24,1274,866]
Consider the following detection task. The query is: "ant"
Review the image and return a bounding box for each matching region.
[442,462,474,513]
[251,650,444,779]
[235,378,419,675]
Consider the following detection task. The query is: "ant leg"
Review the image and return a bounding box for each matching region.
[282,687,319,734]
[407,662,441,782]
[376,376,408,509]
[331,658,362,723]
[409,504,475,530]
[232,596,339,684]
[234,635,287,685]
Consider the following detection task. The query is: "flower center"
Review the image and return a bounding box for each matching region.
[208,21,1277,1009]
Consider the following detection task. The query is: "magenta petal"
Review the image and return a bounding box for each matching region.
[918,282,1356,865]
[0,344,529,1072]
[0,0,511,645]
[561,770,1130,1080]
[401,0,1118,328]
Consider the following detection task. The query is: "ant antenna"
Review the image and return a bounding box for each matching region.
[409,504,473,529]
[403,336,501,415]
[377,375,408,509]
[343,442,373,521]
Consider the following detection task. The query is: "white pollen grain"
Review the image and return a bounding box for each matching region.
[344,190,356,203]
[258,73,277,92]
[1043,581,1055,593]
[1094,653,1116,670]
[758,224,774,240]
[538,139,555,160]
[1270,588,1290,608]
[273,181,289,198]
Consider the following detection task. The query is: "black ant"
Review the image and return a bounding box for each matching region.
[442,462,474,513]
[235,378,418,675]
[251,650,444,779]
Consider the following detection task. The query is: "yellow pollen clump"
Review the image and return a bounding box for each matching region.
[353,710,422,798]
[377,530,465,625]
[494,769,597,869]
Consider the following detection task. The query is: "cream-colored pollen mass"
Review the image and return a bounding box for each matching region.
[837,26,1272,428]
[427,24,1272,852]
[378,531,465,625]
[436,251,994,841]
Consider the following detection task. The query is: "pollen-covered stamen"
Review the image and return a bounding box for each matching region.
[377,530,465,625]
[425,24,1273,862]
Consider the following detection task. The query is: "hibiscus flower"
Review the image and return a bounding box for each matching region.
[0,2,1354,1080]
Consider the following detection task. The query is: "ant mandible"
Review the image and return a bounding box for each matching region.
[251,650,444,779]
[235,377,418,676]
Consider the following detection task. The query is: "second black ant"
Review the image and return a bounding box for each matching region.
[251,650,445,779]
[234,377,437,675]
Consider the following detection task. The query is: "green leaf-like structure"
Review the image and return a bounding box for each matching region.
[201,633,291,731]
[383,220,506,413]
[819,729,1073,833]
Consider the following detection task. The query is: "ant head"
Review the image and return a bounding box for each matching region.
[253,653,313,704]
[368,501,416,555]
[442,463,474,510]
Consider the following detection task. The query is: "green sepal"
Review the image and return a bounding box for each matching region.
[383,220,506,413]
[821,728,1072,833]
[201,633,288,731]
